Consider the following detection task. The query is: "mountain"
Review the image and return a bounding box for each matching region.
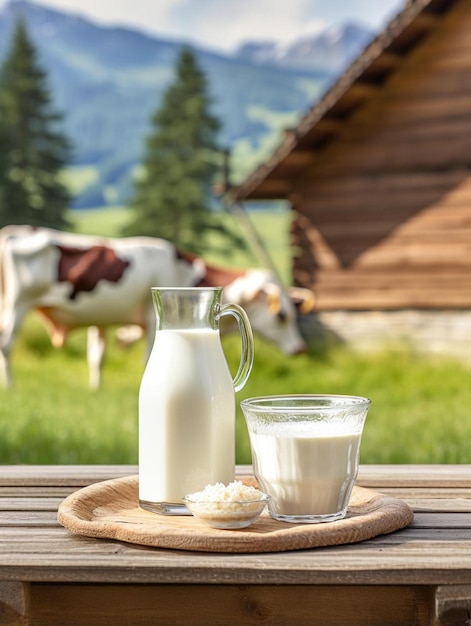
[235,23,373,74]
[0,1,373,208]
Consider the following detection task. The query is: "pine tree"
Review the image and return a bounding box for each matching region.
[124,47,239,253]
[0,18,72,228]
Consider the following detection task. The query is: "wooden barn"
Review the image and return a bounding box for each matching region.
[233,0,471,359]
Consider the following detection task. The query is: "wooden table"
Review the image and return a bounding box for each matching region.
[1,465,471,626]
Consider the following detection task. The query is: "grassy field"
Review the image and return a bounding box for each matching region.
[2,314,471,465]
[1,207,471,465]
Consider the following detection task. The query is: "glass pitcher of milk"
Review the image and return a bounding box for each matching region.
[139,287,254,515]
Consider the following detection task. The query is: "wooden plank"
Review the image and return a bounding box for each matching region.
[394,490,471,513]
[314,290,471,310]
[310,270,471,289]
[301,169,469,196]
[0,534,129,554]
[349,91,471,126]
[412,512,471,529]
[420,0,471,37]
[309,285,471,307]
[295,239,471,265]
[344,95,471,137]
[0,511,59,527]
[311,235,471,255]
[5,527,471,553]
[0,465,250,489]
[304,275,471,305]
[0,465,137,487]
[0,487,80,497]
[411,50,471,72]
[436,584,471,626]
[338,113,471,144]
[19,583,435,626]
[355,244,471,266]
[299,255,471,275]
[298,189,469,215]
[363,51,403,79]
[384,68,471,99]
[3,524,471,587]
[6,519,471,544]
[361,493,471,511]
[305,133,471,177]
[0,581,27,626]
[300,219,471,241]
[3,538,471,586]
[0,497,63,511]
[359,465,471,487]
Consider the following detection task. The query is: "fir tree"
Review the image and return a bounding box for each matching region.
[0,18,72,228]
[124,47,240,254]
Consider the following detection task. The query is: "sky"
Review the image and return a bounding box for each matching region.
[0,0,405,53]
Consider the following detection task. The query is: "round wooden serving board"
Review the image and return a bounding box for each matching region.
[58,475,413,553]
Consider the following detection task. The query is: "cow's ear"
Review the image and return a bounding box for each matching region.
[287,287,316,314]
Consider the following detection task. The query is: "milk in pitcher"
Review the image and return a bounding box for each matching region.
[139,287,253,515]
[139,328,235,508]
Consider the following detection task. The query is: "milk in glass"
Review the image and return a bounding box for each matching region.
[249,423,361,517]
[241,394,370,523]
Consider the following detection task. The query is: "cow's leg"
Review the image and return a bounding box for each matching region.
[0,350,11,388]
[0,305,29,388]
[87,326,106,390]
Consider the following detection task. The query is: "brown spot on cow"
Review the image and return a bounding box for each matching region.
[176,250,245,287]
[56,244,131,300]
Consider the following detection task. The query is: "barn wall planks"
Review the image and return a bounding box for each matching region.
[291,0,471,314]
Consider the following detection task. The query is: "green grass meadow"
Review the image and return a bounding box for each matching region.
[1,208,471,465]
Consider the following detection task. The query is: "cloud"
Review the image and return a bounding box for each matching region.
[0,0,404,52]
[11,0,188,37]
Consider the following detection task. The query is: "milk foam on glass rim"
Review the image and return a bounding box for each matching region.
[241,395,371,524]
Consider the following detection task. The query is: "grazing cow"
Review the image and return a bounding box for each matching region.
[0,226,315,389]
[0,226,204,388]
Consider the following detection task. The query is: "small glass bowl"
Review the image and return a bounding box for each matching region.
[182,494,270,529]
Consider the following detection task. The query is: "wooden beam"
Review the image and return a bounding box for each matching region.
[281,150,314,169]
[363,52,404,79]
[329,83,380,118]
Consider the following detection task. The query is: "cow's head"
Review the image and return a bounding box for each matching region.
[223,270,315,355]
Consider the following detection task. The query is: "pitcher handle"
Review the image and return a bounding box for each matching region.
[218,303,254,392]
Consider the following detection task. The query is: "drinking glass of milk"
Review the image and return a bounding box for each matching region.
[241,395,371,523]
[139,287,254,515]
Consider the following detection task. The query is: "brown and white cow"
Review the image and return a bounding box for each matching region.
[0,226,204,388]
[0,226,314,389]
